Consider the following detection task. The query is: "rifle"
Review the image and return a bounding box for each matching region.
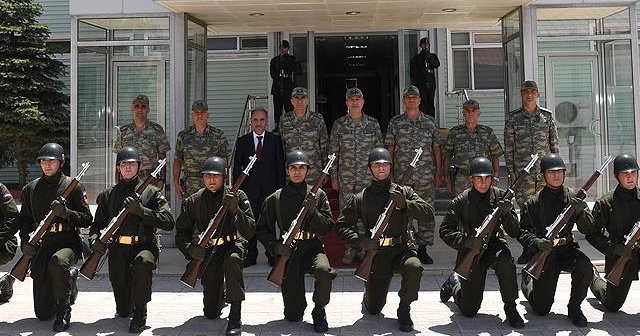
[79,159,166,280]
[355,147,423,282]
[180,155,257,288]
[454,154,539,280]
[11,162,91,281]
[605,220,640,286]
[524,155,612,280]
[267,153,337,286]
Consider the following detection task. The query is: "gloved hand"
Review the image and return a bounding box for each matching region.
[463,237,484,250]
[223,191,239,214]
[359,237,379,251]
[91,240,107,255]
[21,242,38,257]
[570,197,588,214]
[50,199,69,219]
[389,188,407,209]
[535,238,554,252]
[187,244,207,260]
[613,243,633,259]
[272,242,292,257]
[497,199,513,213]
[124,196,145,217]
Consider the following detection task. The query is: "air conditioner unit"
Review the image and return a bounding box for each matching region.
[554,100,592,128]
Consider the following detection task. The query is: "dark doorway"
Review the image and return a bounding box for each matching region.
[314,34,399,134]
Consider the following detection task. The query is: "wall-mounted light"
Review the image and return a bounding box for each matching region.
[441,8,457,13]
[345,11,361,16]
[249,12,264,17]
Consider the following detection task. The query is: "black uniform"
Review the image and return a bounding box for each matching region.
[19,170,92,320]
[176,186,254,318]
[91,176,174,317]
[270,52,302,126]
[0,183,19,302]
[518,186,594,316]
[256,181,335,321]
[337,178,433,314]
[586,185,640,311]
[439,187,520,317]
[409,49,440,117]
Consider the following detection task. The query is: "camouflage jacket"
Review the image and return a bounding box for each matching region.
[113,120,171,171]
[278,110,329,181]
[175,125,231,176]
[443,124,503,174]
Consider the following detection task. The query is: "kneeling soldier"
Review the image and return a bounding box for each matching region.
[176,156,254,335]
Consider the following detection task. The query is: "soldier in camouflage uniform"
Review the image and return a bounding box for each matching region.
[385,85,441,265]
[278,87,329,182]
[443,99,503,196]
[329,87,383,264]
[173,100,231,199]
[504,80,559,264]
[113,94,171,187]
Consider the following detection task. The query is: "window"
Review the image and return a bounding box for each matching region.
[450,32,504,90]
[207,36,267,51]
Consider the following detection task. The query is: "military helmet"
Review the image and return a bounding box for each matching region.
[469,157,493,176]
[286,150,310,167]
[540,153,566,172]
[613,154,639,174]
[116,146,141,164]
[201,156,227,175]
[37,143,65,161]
[368,148,392,165]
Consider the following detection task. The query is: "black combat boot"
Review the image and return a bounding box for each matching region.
[567,305,587,327]
[504,303,525,329]
[225,302,242,335]
[440,273,460,302]
[417,245,433,264]
[312,305,329,333]
[397,303,413,332]
[53,299,71,332]
[129,305,147,333]
[70,267,79,305]
[0,273,15,302]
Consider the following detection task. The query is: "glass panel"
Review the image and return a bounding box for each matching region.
[537,20,593,37]
[208,37,237,51]
[452,49,470,89]
[403,31,420,87]
[79,17,169,41]
[603,8,630,34]
[502,9,520,38]
[112,45,170,58]
[292,35,308,89]
[451,32,470,46]
[116,64,160,125]
[504,37,522,112]
[473,48,504,90]
[240,37,268,49]
[188,20,206,47]
[78,20,106,41]
[474,34,502,44]
[186,47,206,119]
[538,41,593,53]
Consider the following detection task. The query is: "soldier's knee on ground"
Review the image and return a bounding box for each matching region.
[459,304,480,318]
[531,301,553,316]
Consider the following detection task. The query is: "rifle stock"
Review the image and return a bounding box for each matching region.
[79,159,166,280]
[605,221,640,286]
[11,162,91,281]
[180,155,257,288]
[267,153,336,286]
[355,148,422,282]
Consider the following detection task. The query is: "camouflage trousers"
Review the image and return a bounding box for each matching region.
[407,179,435,246]
[338,180,370,236]
[185,176,205,198]
[513,174,545,209]
[453,175,473,196]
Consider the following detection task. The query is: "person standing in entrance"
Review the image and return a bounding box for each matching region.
[385,85,441,264]
[410,37,440,117]
[504,80,559,264]
[270,40,302,130]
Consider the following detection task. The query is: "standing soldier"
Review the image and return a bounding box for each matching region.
[90,146,174,333]
[586,154,640,312]
[337,148,434,332]
[18,143,92,332]
[517,153,594,327]
[0,182,19,302]
[173,100,231,199]
[504,80,559,264]
[409,37,440,117]
[439,157,524,329]
[113,94,171,187]
[278,87,329,182]
[256,150,335,333]
[270,40,302,129]
[176,156,254,335]
[385,85,442,264]
[330,87,383,264]
[443,99,503,196]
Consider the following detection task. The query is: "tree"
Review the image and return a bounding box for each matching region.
[0,0,70,187]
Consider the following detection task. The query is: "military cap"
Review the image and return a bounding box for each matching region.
[402,85,420,97]
[462,99,480,109]
[521,80,539,90]
[419,37,429,45]
[345,87,363,99]
[281,40,290,48]
[191,100,208,111]
[291,87,308,97]
[132,94,149,106]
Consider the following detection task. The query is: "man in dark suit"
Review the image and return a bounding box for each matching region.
[233,108,286,267]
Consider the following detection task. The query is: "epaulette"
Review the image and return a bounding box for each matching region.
[539,107,553,116]
[508,108,521,116]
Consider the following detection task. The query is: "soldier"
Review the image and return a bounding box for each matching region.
[336,148,434,332]
[586,154,640,312]
[409,37,440,117]
[443,99,503,196]
[330,87,383,264]
[504,80,559,264]
[113,94,171,187]
[439,157,524,329]
[176,156,254,335]
[270,40,302,129]
[18,143,92,332]
[173,100,231,199]
[278,87,329,182]
[90,146,174,333]
[385,85,441,264]
[255,150,335,333]
[517,153,594,327]
[0,182,19,302]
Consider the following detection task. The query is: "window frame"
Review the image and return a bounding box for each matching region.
[447,29,505,92]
